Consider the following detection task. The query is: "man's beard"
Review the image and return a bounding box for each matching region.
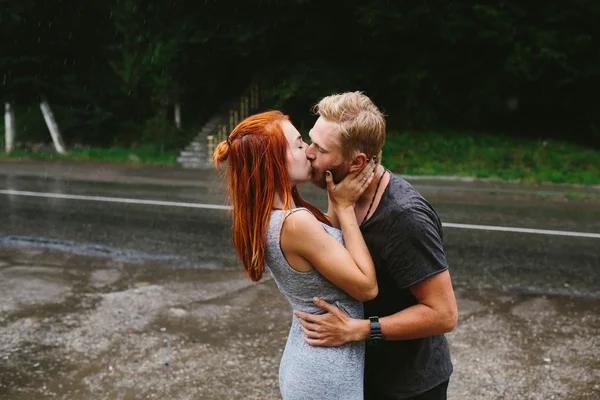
[311,162,349,190]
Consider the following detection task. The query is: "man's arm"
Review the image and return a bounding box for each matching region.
[376,270,457,340]
[294,206,458,346]
[295,270,457,346]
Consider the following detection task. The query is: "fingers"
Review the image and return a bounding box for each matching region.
[350,159,374,179]
[313,297,341,315]
[351,159,374,182]
[325,171,335,192]
[300,324,322,339]
[293,310,320,323]
[304,336,328,346]
[361,165,376,189]
[350,160,375,192]
[299,319,322,334]
[359,159,376,180]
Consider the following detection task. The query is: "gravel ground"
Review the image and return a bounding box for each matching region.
[0,246,598,400]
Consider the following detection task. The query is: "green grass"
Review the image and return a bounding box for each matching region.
[383,131,600,185]
[1,131,599,185]
[0,145,178,166]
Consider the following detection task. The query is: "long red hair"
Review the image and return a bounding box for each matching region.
[213,110,330,282]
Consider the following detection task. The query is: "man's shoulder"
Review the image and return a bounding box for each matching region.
[379,175,443,233]
[383,175,430,215]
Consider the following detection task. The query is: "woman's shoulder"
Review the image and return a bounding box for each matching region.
[281,207,319,228]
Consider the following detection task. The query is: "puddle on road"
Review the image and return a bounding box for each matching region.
[1,236,182,263]
[0,242,255,399]
[0,236,233,270]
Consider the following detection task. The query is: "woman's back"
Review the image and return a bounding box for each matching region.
[265,208,364,400]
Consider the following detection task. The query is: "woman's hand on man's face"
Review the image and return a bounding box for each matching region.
[326,159,376,209]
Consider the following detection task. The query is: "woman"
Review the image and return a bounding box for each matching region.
[213,110,377,400]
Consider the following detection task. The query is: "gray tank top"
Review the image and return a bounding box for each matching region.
[264,208,364,400]
[265,208,364,317]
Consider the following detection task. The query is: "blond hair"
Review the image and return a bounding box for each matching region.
[312,91,386,159]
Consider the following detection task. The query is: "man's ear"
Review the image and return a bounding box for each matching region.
[348,153,369,173]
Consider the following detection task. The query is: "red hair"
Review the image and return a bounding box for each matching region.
[213,110,330,282]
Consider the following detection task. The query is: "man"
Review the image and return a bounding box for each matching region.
[294,91,458,400]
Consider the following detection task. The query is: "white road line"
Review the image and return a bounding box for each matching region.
[442,223,600,239]
[1,189,599,239]
[0,189,231,210]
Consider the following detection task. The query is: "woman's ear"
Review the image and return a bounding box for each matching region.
[348,153,369,173]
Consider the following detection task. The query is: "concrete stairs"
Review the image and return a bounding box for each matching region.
[177,85,261,169]
[177,115,223,168]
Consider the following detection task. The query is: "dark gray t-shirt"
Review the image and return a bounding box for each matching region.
[362,174,453,399]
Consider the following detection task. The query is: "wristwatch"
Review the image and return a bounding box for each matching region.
[368,316,384,341]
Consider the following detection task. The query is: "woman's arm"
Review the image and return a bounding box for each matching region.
[282,162,378,301]
[281,209,378,301]
[325,194,340,228]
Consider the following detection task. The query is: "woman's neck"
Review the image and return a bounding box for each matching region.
[273,190,296,210]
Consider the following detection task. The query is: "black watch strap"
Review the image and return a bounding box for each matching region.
[368,316,384,341]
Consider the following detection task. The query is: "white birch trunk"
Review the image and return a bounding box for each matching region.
[40,99,66,154]
[4,102,15,153]
[174,102,182,129]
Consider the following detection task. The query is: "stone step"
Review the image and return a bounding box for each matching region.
[177,156,205,163]
[194,135,216,142]
[180,151,203,157]
[178,103,255,168]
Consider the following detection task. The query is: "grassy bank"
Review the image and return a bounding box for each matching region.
[1,132,599,185]
[0,145,178,166]
[383,131,600,185]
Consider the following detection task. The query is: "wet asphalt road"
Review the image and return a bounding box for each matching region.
[1,170,599,298]
[0,161,599,399]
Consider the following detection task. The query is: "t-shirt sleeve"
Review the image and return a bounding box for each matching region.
[382,206,449,289]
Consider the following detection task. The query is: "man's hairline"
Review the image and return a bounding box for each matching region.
[314,106,384,161]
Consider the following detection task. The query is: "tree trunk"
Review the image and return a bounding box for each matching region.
[40,98,66,154]
[4,102,16,153]
[174,102,182,129]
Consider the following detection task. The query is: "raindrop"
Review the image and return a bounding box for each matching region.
[109,11,113,20]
